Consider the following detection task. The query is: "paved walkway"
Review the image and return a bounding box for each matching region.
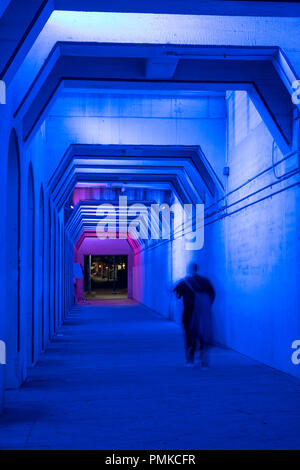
[1,300,300,449]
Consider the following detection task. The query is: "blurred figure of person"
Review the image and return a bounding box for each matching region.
[173,262,215,368]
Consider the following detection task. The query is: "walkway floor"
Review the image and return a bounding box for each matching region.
[1,300,300,450]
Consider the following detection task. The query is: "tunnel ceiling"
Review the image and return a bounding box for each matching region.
[1,1,299,249]
[74,230,139,254]
[67,200,155,247]
[11,42,296,149]
[48,144,222,209]
[47,144,222,248]
[1,0,300,81]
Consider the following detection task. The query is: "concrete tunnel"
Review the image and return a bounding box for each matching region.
[0,0,300,450]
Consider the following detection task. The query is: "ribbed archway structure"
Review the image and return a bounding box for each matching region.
[0,2,299,449]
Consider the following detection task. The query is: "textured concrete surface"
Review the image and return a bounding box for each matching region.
[0,300,300,450]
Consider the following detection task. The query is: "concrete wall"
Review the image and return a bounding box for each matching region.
[44,92,227,184]
[133,92,300,378]
[212,92,300,377]
[0,114,74,412]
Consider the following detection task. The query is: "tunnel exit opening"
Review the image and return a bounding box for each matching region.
[84,255,128,300]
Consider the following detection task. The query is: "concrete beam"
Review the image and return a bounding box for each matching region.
[18,46,294,151]
[145,58,179,79]
[54,0,300,17]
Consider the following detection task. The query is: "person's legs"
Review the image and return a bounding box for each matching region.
[199,336,210,368]
[184,330,196,365]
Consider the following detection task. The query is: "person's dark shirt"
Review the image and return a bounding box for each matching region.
[173,274,215,328]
